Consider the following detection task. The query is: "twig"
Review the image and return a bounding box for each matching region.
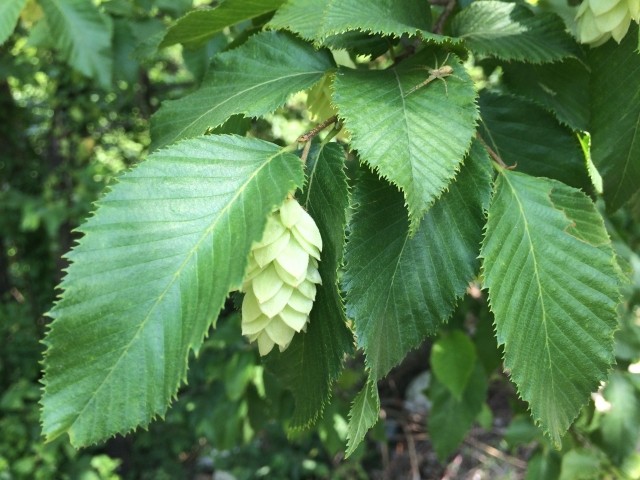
[476,133,516,170]
[296,115,338,143]
[433,0,457,35]
[463,437,528,470]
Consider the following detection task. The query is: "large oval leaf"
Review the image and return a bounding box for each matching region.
[41,135,305,446]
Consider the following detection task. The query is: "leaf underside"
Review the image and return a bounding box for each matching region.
[333,48,479,231]
[267,142,354,428]
[41,135,305,447]
[151,31,334,150]
[481,170,619,446]
[160,0,286,49]
[343,140,492,380]
[268,0,452,45]
[451,1,579,63]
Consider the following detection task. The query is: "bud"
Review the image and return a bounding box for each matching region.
[576,0,640,46]
[241,198,322,355]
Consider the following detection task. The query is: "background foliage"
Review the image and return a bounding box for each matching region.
[1,0,640,479]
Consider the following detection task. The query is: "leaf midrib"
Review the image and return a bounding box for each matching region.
[69,148,286,436]
[169,70,326,143]
[501,172,556,405]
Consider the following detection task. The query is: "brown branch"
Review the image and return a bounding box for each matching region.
[476,133,517,170]
[296,115,338,143]
[433,0,457,35]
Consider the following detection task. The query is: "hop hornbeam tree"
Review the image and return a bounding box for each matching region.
[29,0,640,461]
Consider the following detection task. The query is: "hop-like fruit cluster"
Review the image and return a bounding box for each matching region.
[241,198,322,356]
[576,0,640,46]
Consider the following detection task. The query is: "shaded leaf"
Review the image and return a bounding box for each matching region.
[343,140,492,379]
[333,48,478,230]
[589,24,640,212]
[41,135,305,446]
[481,170,620,446]
[0,0,26,45]
[479,91,592,193]
[428,363,488,460]
[269,0,452,45]
[39,0,113,88]
[151,31,334,150]
[431,330,477,401]
[345,379,379,458]
[600,372,640,464]
[559,449,604,480]
[267,142,354,428]
[501,59,590,131]
[451,1,578,63]
[161,0,285,49]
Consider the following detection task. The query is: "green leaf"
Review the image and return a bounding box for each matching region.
[344,140,492,379]
[160,0,286,49]
[41,135,305,446]
[600,372,640,464]
[333,48,478,230]
[479,91,592,193]
[559,449,604,480]
[428,363,488,461]
[39,0,113,89]
[479,93,593,192]
[0,0,26,45]
[431,330,477,401]
[151,31,334,150]
[266,142,354,428]
[345,379,379,458]
[451,1,578,63]
[268,0,452,45]
[481,170,620,446]
[589,24,640,212]
[501,59,590,131]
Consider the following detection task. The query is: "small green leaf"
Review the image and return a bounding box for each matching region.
[161,0,286,49]
[151,31,334,150]
[267,142,354,429]
[428,363,488,461]
[589,23,640,212]
[345,379,379,458]
[39,0,113,88]
[559,449,604,480]
[600,372,640,464]
[41,135,305,447]
[333,48,478,230]
[344,140,492,379]
[0,0,26,45]
[451,1,578,63]
[479,91,592,193]
[431,330,477,401]
[481,170,620,446]
[268,0,452,45]
[501,59,590,131]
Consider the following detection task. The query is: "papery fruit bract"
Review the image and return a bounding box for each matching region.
[241,197,322,355]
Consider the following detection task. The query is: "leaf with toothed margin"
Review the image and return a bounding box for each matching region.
[343,140,492,380]
[451,1,579,63]
[151,31,334,150]
[481,169,620,447]
[345,379,379,458]
[266,142,354,429]
[332,47,478,232]
[40,135,305,447]
[268,0,455,46]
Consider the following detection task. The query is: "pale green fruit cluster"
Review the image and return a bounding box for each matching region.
[241,198,322,356]
[576,0,640,46]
